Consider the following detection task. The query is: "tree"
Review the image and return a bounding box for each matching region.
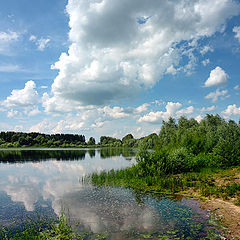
[88,137,95,145]
[159,117,178,145]
[122,134,134,143]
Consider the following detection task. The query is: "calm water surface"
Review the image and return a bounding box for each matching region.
[0,149,218,239]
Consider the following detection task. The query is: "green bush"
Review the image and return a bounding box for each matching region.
[166,147,194,173]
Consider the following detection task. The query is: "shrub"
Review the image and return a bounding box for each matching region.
[166,147,194,174]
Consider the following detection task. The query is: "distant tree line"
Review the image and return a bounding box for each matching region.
[99,133,158,149]
[0,132,86,148]
[2,114,238,156]
[0,130,158,149]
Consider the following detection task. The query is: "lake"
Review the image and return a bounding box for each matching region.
[0,149,219,239]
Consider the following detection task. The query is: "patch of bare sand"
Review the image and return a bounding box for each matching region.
[201,199,240,239]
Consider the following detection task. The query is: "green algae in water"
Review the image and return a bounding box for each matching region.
[0,204,222,240]
[62,187,221,240]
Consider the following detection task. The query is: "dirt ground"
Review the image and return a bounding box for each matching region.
[201,198,240,239]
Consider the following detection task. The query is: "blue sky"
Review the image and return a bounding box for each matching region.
[1,0,240,141]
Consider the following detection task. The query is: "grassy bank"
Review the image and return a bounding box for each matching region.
[87,163,240,239]
[87,115,240,202]
[88,167,240,202]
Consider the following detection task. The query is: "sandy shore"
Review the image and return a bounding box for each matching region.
[200,198,240,239]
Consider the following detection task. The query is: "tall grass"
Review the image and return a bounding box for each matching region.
[87,167,240,200]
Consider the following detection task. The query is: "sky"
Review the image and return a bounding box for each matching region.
[1,0,240,141]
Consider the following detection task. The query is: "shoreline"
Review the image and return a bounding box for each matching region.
[180,191,240,239]
[0,146,136,150]
[200,198,240,239]
[89,166,240,239]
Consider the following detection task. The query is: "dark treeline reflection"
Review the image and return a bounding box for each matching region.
[0,150,86,163]
[98,148,136,159]
[0,148,135,163]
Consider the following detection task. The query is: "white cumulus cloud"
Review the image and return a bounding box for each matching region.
[29,119,56,133]
[205,89,228,103]
[138,102,194,124]
[222,104,240,118]
[2,80,39,108]
[29,35,37,41]
[176,106,194,117]
[44,0,240,111]
[166,65,178,75]
[40,85,48,89]
[27,107,41,117]
[99,106,130,119]
[135,103,150,114]
[195,115,203,123]
[204,66,229,87]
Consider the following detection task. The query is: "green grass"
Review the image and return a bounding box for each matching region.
[87,166,240,201]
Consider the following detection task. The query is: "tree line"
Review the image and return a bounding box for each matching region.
[1,114,240,160]
[0,132,86,148]
[0,130,158,148]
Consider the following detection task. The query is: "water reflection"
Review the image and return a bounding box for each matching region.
[0,148,135,163]
[60,187,211,239]
[0,149,135,223]
[0,149,214,239]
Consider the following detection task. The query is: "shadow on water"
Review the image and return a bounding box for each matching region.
[0,148,135,163]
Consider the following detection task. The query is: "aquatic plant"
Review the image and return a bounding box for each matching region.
[88,167,240,201]
[0,214,86,240]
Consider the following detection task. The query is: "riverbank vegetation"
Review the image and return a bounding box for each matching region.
[90,167,240,201]
[87,115,240,238]
[88,114,240,201]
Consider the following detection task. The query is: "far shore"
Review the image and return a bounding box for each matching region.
[0,145,135,150]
